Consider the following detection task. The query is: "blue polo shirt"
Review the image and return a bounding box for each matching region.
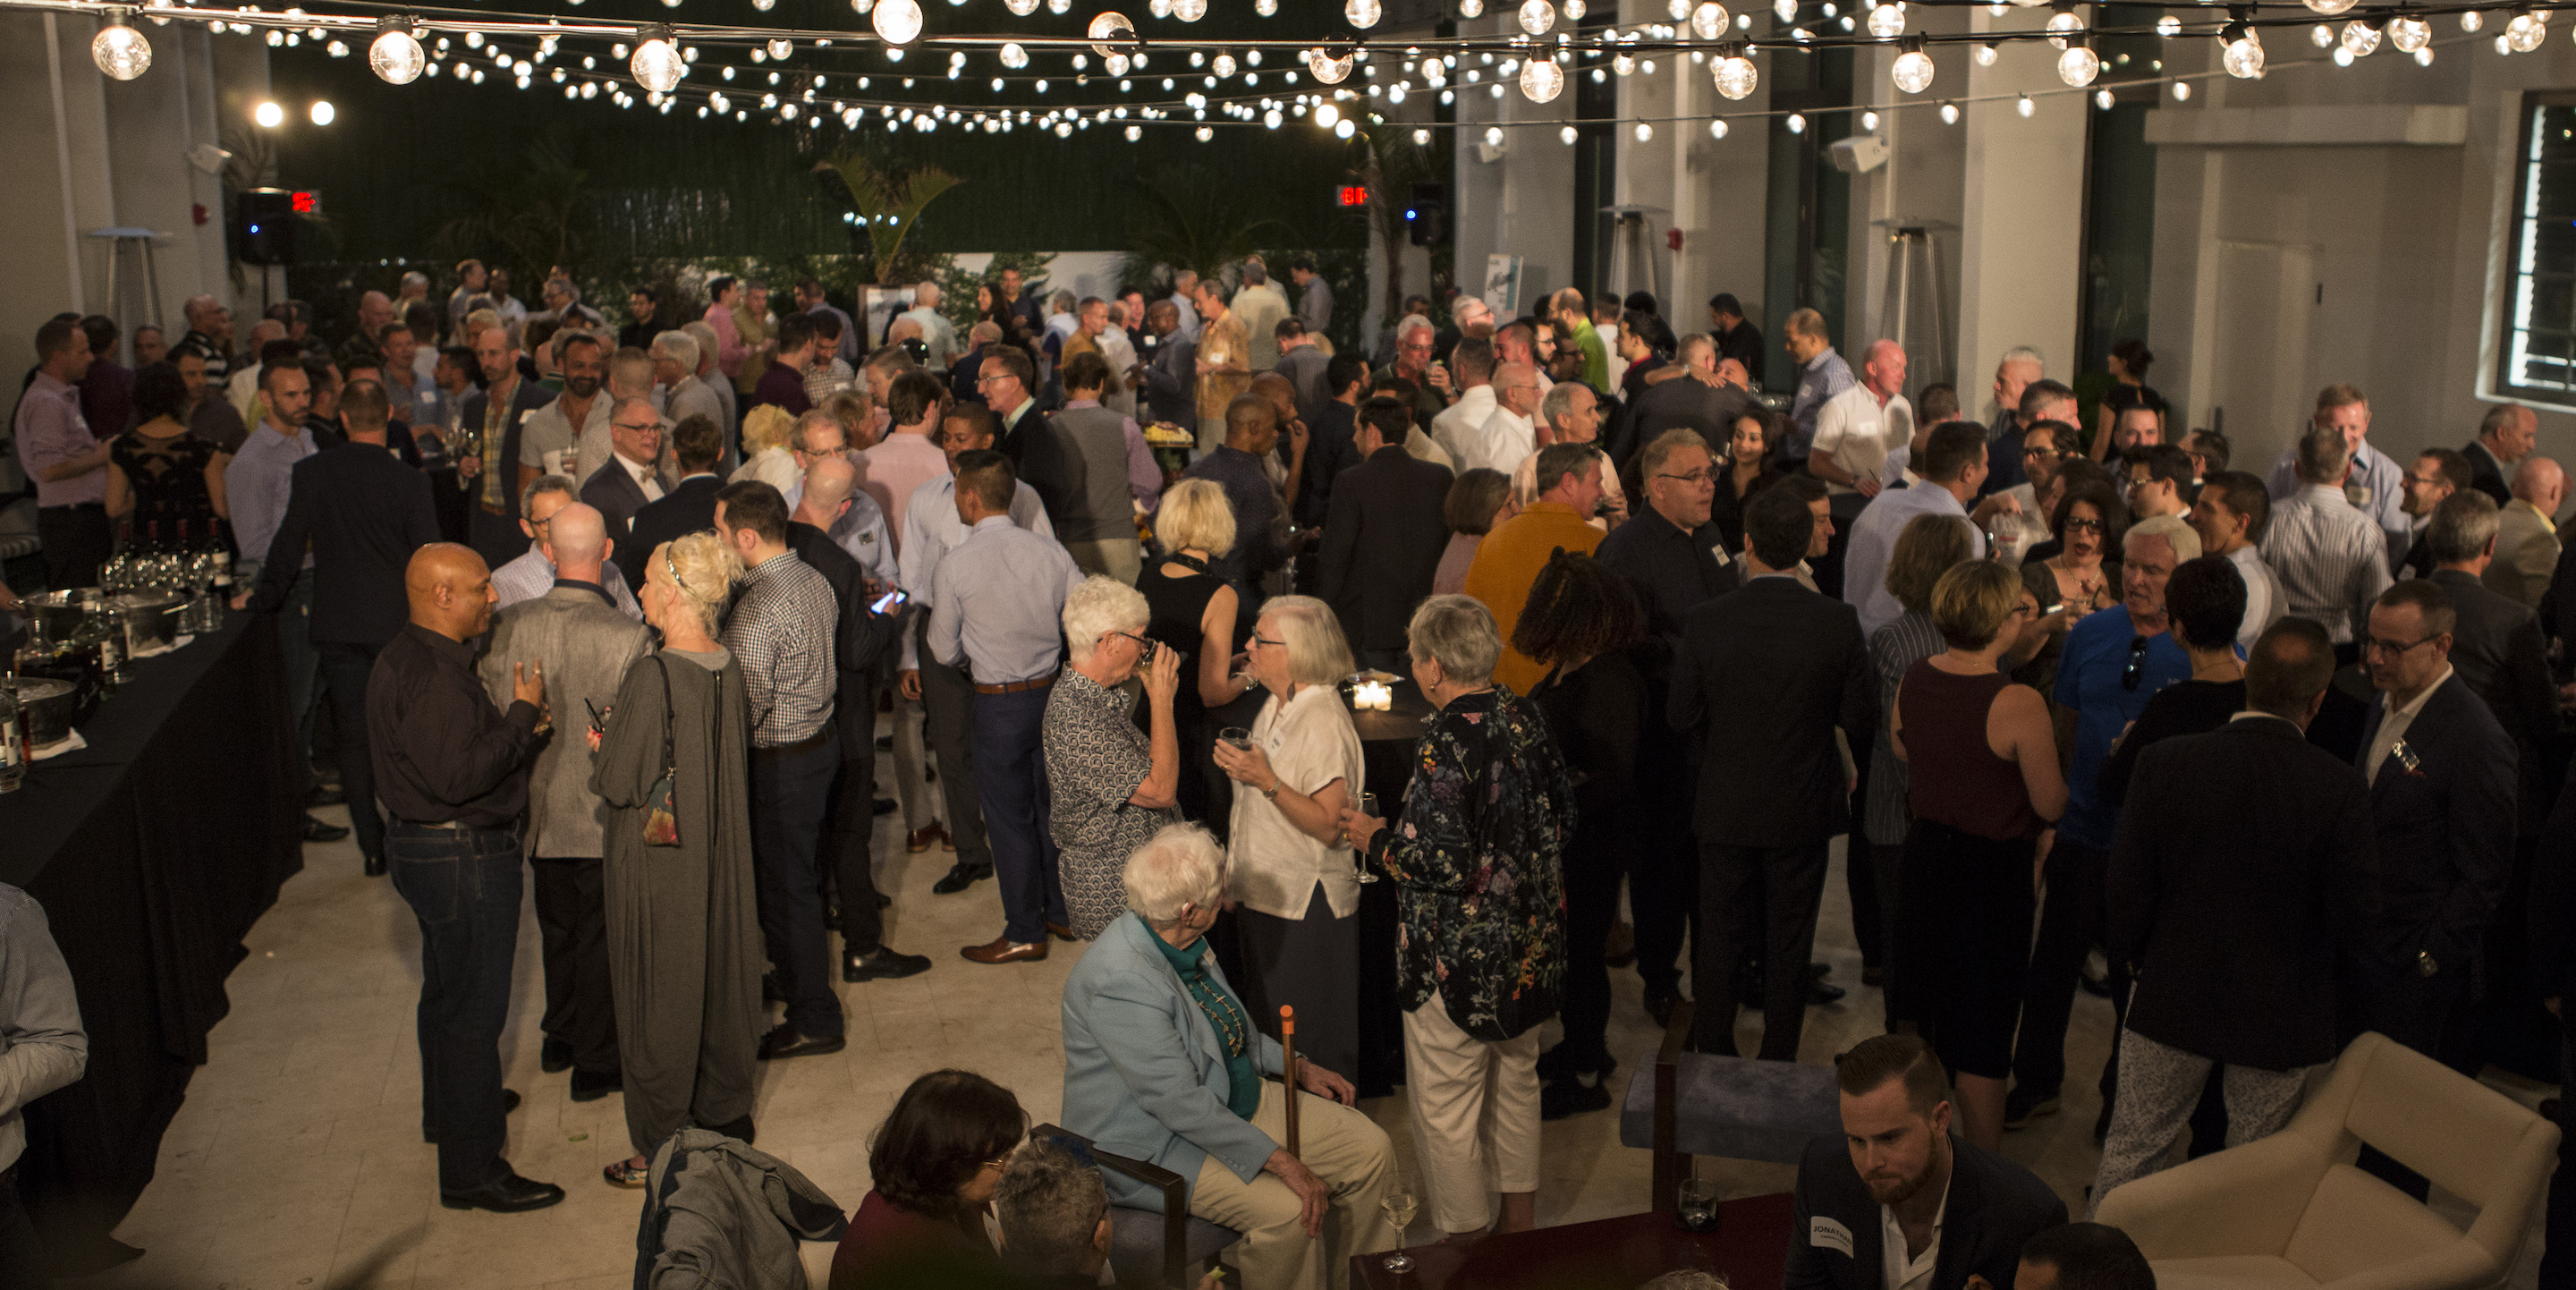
[2054,606,2191,849]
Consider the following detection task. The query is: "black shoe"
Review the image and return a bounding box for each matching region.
[932,863,992,895]
[308,783,347,807]
[1540,1077,1614,1122]
[875,734,894,751]
[875,892,893,910]
[1644,985,1687,1031]
[423,1090,520,1143]
[363,853,387,878]
[440,1170,567,1213]
[1807,978,1847,1006]
[1536,1044,1615,1084]
[872,796,898,815]
[2004,1085,2061,1129]
[302,814,351,844]
[540,1038,573,1074]
[844,946,932,981]
[570,1069,623,1102]
[700,1114,756,1144]
[757,1023,846,1061]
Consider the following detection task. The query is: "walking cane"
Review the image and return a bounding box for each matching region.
[1280,1005,1301,1158]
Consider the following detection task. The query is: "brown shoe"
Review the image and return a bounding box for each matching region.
[961,936,1047,964]
[1046,921,1078,943]
[907,826,940,853]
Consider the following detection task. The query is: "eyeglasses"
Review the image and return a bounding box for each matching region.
[1250,633,1285,649]
[1657,470,1716,486]
[2024,446,2063,462]
[1111,630,1160,658]
[2121,635,2149,692]
[975,374,1011,386]
[2362,633,2439,658]
[614,420,660,432]
[2064,517,2106,534]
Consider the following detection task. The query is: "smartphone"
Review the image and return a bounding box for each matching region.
[870,588,909,615]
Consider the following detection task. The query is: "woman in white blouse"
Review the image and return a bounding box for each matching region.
[1211,594,1366,1083]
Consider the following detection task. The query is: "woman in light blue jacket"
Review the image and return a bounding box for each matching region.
[1059,822,1401,1290]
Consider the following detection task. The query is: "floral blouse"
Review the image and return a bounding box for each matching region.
[1369,687,1572,1042]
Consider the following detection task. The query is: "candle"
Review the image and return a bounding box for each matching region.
[1352,680,1390,711]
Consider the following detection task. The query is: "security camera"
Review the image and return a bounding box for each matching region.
[1474,140,1509,164]
[1827,133,1889,174]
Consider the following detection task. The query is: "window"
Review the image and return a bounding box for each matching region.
[2497,93,2576,401]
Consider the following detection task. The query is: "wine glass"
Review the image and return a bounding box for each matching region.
[1352,792,1381,883]
[1675,1176,1720,1233]
[1380,1178,1419,1273]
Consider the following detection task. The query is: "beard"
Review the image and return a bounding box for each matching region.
[564,375,602,400]
[1860,1134,1945,1208]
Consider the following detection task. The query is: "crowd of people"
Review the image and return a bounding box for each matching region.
[10,257,2576,1290]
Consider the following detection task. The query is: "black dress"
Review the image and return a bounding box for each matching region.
[1710,464,1782,555]
[1530,647,1647,1074]
[111,427,222,541]
[1137,552,1256,832]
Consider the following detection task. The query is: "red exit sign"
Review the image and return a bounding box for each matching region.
[1335,184,1368,208]
[291,191,319,214]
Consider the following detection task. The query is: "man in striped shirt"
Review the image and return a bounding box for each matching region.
[2261,426,2394,659]
[2268,383,2411,572]
[715,480,849,1062]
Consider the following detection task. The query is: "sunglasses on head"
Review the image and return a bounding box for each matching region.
[2122,635,2148,692]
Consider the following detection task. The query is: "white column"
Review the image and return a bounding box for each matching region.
[1953,4,2087,415]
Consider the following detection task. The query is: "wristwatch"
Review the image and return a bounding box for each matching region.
[2415,950,2439,978]
[1260,780,1283,801]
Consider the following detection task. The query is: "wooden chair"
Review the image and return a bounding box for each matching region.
[1030,1123,1242,1288]
[1616,1001,1844,1211]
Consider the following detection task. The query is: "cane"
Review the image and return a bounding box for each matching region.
[1280,1005,1301,1158]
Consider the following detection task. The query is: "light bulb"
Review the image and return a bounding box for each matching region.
[1860,109,1878,130]
[2415,45,2433,63]
[2171,79,2190,98]
[1309,47,1354,82]
[1089,11,1136,56]
[1891,47,1933,91]
[1774,0,1795,19]
[1459,0,1482,14]
[1413,126,1430,143]
[1213,53,1236,75]
[2341,20,2381,54]
[1174,0,1205,15]
[2094,87,2113,108]
[1692,1,1729,38]
[1563,0,1586,15]
[2388,13,2429,49]
[2057,44,2098,85]
[632,33,684,89]
[769,38,793,58]
[2509,12,2546,50]
[1108,52,1131,73]
[2223,31,2263,76]
[309,99,335,124]
[2311,23,2334,46]
[1708,117,1728,138]
[1335,118,1356,138]
[1713,53,1757,98]
[1521,0,1557,35]
[370,21,424,83]
[873,0,923,44]
[2014,94,2034,116]
[1521,56,1563,100]
[1785,112,1805,132]
[93,21,153,80]
[1196,125,1212,140]
[2304,0,2354,13]
[2461,9,2481,30]
[2046,10,2080,47]
[1315,102,1341,127]
[1939,100,1959,123]
[1485,125,1504,145]
[1346,0,1382,25]
[1671,0,1690,15]
[1001,41,1028,67]
[1868,3,1903,38]
[1972,41,1997,65]
[2156,14,2179,35]
[1634,121,1653,140]
[253,99,284,127]
[1148,0,1171,14]
[1561,123,1579,143]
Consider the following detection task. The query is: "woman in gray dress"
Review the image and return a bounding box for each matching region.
[591,531,766,1187]
[1044,575,1183,939]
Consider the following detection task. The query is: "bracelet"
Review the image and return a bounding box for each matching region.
[1261,780,1283,801]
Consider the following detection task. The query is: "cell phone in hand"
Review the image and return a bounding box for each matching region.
[871,589,909,615]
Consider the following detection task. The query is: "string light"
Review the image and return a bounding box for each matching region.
[1891,38,1932,92]
[2056,36,2097,85]
[92,13,154,80]
[1521,56,1563,100]
[631,24,683,90]
[2388,13,2429,50]
[1345,0,1382,27]
[1520,0,1556,36]
[873,0,923,46]
[1867,2,1902,38]
[1713,48,1757,98]
[1691,1,1728,40]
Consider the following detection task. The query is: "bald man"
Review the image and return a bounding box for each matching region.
[481,503,654,1095]
[370,544,563,1213]
[2491,456,2566,610]
[579,396,674,549]
[1466,361,1544,475]
[787,456,929,982]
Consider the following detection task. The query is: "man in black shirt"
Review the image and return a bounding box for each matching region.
[368,543,563,1215]
[1709,293,1765,388]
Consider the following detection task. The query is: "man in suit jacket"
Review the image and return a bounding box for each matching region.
[1672,486,1877,1059]
[1613,335,1759,478]
[1787,1035,2065,1290]
[579,396,675,548]
[2094,618,2378,1209]
[243,378,440,875]
[2465,403,2536,506]
[476,503,652,1097]
[2488,455,2565,610]
[2425,492,2561,838]
[619,414,727,593]
[1318,395,1453,672]
[459,325,558,570]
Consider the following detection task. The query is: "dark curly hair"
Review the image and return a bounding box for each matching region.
[1511,548,1645,669]
[869,1069,1027,1235]
[131,361,191,428]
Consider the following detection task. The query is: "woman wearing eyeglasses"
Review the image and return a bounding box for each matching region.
[1892,561,2065,1150]
[1045,576,1185,941]
[828,1069,1027,1289]
[2015,477,2130,699]
[590,532,763,1188]
[1211,595,1366,1085]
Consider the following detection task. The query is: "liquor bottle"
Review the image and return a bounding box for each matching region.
[71,599,122,694]
[0,681,21,794]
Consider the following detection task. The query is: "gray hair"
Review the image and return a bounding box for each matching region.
[1539,380,1589,428]
[1062,576,1150,665]
[2294,424,2351,487]
[682,320,722,370]
[520,472,575,518]
[996,1140,1106,1278]
[1049,288,1078,313]
[1996,345,2044,373]
[2428,489,2502,564]
[1258,594,1355,689]
[1406,594,1500,686]
[2125,513,2202,562]
[651,329,701,370]
[792,408,844,454]
[1396,314,1436,343]
[1123,823,1230,923]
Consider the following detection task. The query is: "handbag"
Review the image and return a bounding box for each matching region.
[641,657,681,847]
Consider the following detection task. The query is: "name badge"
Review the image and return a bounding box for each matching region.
[2392,738,2421,774]
[1809,1217,1856,1258]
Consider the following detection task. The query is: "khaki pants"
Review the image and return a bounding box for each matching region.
[1190,1082,1399,1290]
[892,693,936,833]
[1064,537,1144,585]
[1402,1001,1541,1235]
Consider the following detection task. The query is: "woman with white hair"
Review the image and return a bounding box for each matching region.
[1211,594,1366,1084]
[1044,575,1185,939]
[1059,823,1398,1290]
[1342,594,1572,1242]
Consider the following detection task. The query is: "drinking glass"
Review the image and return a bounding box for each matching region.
[1217,726,1252,751]
[1379,1178,1419,1273]
[1352,792,1381,883]
[1676,1176,1720,1233]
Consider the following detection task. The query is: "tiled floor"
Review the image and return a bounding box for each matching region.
[63,752,2559,1289]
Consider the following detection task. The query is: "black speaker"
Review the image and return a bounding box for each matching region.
[235,188,296,266]
[1405,181,1447,248]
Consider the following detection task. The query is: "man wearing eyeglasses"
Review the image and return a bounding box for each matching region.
[578,397,674,553]
[2347,580,2515,1200]
[1985,420,2065,568]
[2005,513,2199,1133]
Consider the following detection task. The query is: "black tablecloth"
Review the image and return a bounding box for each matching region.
[1352,678,1434,1099]
[1,611,301,1271]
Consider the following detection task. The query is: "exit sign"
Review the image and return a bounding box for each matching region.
[291,191,320,214]
[1335,185,1368,208]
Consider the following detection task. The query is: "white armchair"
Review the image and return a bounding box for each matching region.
[2094,1031,2558,1290]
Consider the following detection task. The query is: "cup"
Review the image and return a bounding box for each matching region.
[1676,1176,1720,1233]
[1218,727,1252,751]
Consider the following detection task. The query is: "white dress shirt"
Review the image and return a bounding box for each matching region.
[1845,480,1987,639]
[1466,404,1537,475]
[2225,543,2288,654]
[616,451,665,503]
[1431,384,1498,463]
[1811,383,1891,495]
[1880,1171,1949,1290]
[2365,666,2453,785]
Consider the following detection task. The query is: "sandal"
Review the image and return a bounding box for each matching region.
[604,1157,650,1189]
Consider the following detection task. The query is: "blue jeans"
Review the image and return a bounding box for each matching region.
[387,820,523,1192]
[970,686,1064,945]
[317,641,386,861]
[750,730,844,1040]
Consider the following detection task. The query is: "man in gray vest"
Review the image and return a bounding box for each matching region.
[1025,352,1157,582]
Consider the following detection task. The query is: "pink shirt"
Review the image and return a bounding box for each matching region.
[14,372,104,507]
[855,431,951,553]
[703,303,749,380]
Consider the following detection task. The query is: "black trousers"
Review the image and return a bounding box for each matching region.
[37,503,109,590]
[1555,810,1625,1071]
[1693,839,1830,1060]
[824,743,886,954]
[2351,950,2475,1201]
[2012,839,2113,1097]
[0,1167,47,1289]
[1629,794,1698,997]
[1846,736,1884,971]
[531,854,619,1077]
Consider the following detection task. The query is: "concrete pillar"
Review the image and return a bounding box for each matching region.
[1953,4,2087,418]
[1451,20,1575,314]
